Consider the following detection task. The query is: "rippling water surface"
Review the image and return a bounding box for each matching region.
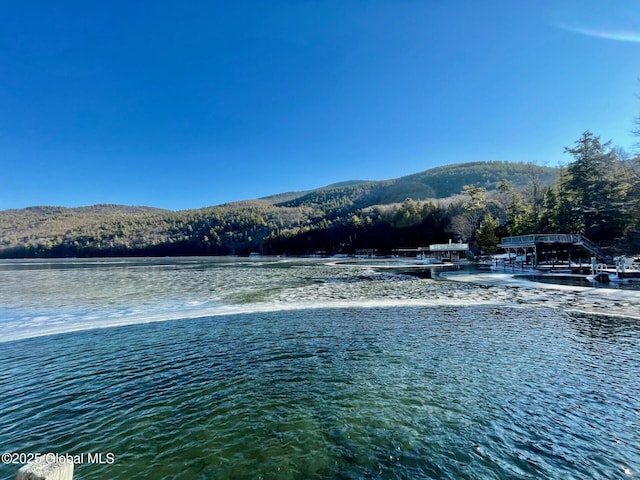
[1,258,639,479]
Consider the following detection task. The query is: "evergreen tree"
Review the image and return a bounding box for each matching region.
[537,187,560,233]
[558,131,631,241]
[476,214,499,253]
[461,185,487,234]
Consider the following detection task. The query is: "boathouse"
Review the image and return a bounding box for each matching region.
[391,242,469,261]
[428,240,470,262]
[497,234,611,267]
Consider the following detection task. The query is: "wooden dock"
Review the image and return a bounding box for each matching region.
[498,234,612,267]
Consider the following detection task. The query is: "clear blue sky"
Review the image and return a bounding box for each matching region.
[1,0,639,211]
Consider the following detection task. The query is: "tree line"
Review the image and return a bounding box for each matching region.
[468,131,640,253]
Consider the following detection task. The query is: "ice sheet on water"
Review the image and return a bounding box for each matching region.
[1,257,639,343]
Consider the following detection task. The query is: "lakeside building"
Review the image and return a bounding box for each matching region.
[497,234,612,267]
[392,241,470,262]
[428,240,470,262]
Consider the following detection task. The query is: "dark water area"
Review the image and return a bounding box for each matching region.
[516,273,640,291]
[1,306,639,479]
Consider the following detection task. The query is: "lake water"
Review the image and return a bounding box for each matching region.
[1,257,639,479]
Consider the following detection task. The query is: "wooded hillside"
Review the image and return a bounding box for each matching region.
[4,155,633,258]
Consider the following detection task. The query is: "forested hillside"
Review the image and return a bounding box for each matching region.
[276,161,557,212]
[1,154,638,258]
[0,161,551,258]
[0,201,311,257]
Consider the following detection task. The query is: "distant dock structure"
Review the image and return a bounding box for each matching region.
[393,240,469,262]
[428,240,469,262]
[497,234,612,268]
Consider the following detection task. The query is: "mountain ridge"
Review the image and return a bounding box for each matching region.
[0,161,559,258]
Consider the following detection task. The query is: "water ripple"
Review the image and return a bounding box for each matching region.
[1,259,640,479]
[1,306,638,479]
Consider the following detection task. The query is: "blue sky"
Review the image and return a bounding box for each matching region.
[1,0,639,211]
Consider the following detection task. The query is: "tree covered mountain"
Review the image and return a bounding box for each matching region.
[0,161,553,258]
[5,156,634,258]
[274,161,557,215]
